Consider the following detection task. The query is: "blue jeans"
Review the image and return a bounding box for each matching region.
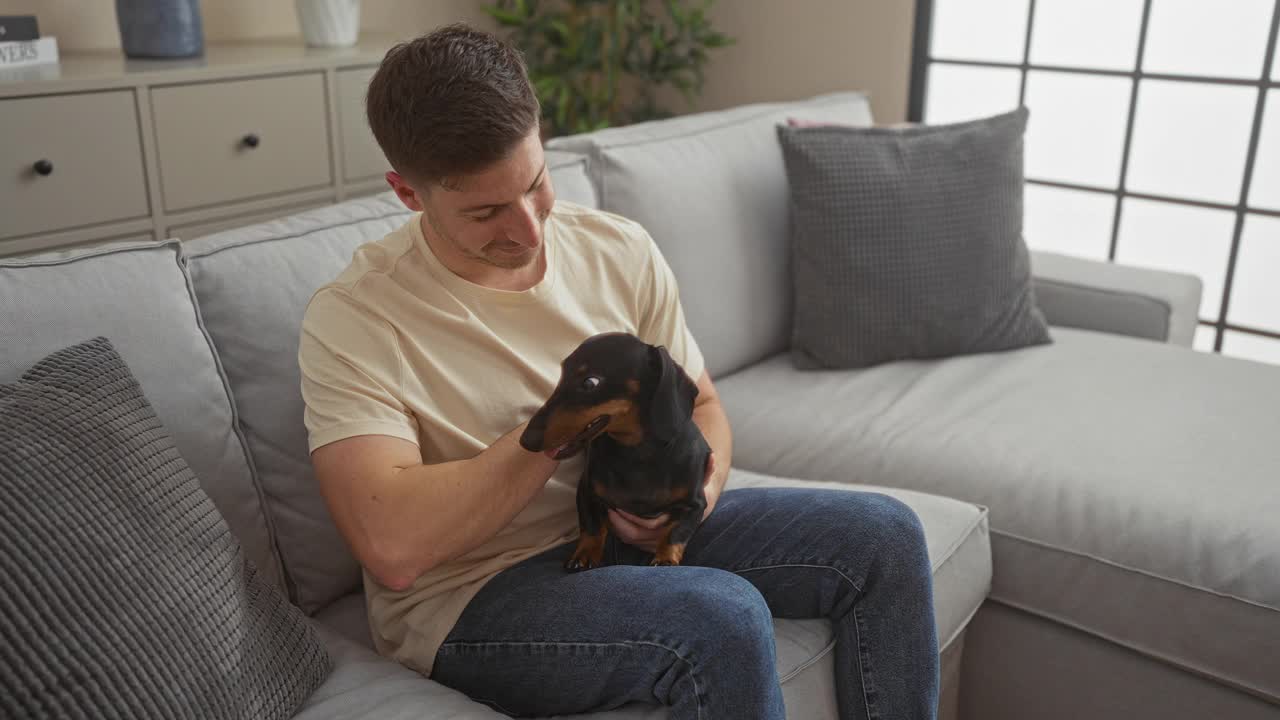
[432,486,939,719]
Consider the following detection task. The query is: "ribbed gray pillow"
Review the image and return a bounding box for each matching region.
[777,106,1052,369]
[0,337,331,719]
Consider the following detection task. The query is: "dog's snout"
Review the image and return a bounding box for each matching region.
[520,412,547,451]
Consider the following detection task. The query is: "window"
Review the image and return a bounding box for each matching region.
[909,0,1280,365]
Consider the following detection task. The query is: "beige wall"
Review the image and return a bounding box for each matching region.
[0,0,914,123]
[666,0,917,124]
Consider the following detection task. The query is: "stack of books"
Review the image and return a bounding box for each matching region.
[0,15,59,70]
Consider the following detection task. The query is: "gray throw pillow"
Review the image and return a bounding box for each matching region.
[777,106,1052,369]
[0,337,331,719]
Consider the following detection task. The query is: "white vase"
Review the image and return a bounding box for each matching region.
[296,0,361,47]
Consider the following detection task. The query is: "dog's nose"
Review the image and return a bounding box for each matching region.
[519,413,546,451]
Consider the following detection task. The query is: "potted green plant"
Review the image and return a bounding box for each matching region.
[483,0,735,138]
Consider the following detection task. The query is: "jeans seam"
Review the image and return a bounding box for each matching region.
[732,562,865,594]
[437,639,704,720]
[733,562,875,714]
[854,606,879,720]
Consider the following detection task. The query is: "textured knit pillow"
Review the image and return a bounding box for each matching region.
[0,337,331,719]
[777,106,1052,369]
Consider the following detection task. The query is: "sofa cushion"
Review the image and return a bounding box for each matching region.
[182,193,412,612]
[725,470,991,675]
[313,470,989,719]
[0,337,330,719]
[296,625,511,720]
[314,592,374,650]
[547,92,875,378]
[776,107,1052,368]
[715,327,1280,702]
[0,239,282,587]
[545,149,597,208]
[181,151,598,613]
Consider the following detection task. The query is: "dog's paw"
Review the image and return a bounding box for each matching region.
[650,543,686,566]
[565,542,605,571]
[564,556,595,572]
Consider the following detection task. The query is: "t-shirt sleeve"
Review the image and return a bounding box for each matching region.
[298,288,420,453]
[634,228,707,383]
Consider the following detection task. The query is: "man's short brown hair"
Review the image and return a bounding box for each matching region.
[366,23,541,189]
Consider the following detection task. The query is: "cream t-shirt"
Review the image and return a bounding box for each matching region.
[297,200,705,677]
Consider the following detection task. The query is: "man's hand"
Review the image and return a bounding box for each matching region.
[608,452,722,554]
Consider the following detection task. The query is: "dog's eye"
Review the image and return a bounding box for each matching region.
[580,376,602,392]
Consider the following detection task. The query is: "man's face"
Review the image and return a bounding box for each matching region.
[388,129,555,272]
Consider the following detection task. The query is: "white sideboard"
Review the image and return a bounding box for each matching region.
[0,35,399,256]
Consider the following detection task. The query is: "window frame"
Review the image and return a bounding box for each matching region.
[908,0,1280,351]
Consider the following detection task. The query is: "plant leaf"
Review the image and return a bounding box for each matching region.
[483,6,524,26]
[499,0,734,134]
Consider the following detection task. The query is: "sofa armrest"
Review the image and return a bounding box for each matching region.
[1030,250,1203,347]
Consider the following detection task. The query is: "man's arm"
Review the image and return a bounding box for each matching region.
[691,368,731,517]
[310,420,558,592]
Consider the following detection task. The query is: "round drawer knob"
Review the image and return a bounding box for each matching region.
[241,133,261,149]
[33,159,53,176]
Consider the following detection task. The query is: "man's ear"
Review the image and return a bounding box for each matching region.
[647,345,699,443]
[386,171,426,212]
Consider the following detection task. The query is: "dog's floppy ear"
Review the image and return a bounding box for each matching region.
[648,344,699,442]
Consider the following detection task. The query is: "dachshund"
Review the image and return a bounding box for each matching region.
[519,332,711,571]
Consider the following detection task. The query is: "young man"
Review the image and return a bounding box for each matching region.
[299,23,939,719]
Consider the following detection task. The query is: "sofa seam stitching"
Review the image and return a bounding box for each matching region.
[184,204,412,259]
[928,505,990,574]
[0,237,178,268]
[779,637,837,684]
[173,242,290,593]
[581,92,866,152]
[992,527,1280,614]
[985,596,1278,703]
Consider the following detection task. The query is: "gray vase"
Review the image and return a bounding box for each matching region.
[115,0,204,59]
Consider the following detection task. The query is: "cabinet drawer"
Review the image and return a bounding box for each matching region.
[1,91,149,240]
[337,66,390,182]
[151,73,332,212]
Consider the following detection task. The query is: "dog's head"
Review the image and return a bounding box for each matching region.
[519,332,699,459]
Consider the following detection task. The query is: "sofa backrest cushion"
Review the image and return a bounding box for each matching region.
[183,193,411,613]
[0,239,283,588]
[545,149,597,209]
[547,91,875,377]
[181,152,596,613]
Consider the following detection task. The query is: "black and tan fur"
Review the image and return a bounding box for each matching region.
[519,332,710,571]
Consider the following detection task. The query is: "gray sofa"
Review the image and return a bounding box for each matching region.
[1,91,1276,719]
